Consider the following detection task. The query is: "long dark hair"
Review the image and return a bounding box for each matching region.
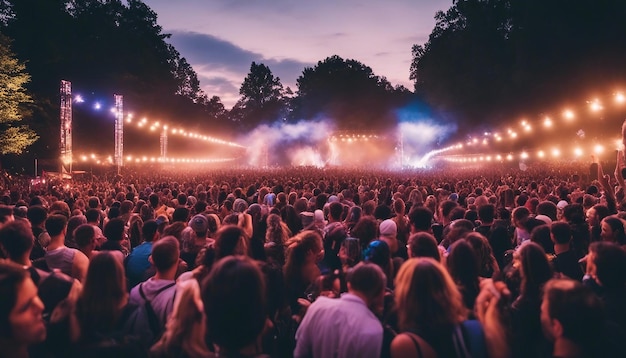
[76,252,127,337]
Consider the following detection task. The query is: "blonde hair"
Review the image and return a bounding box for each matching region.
[150,279,210,358]
[394,258,467,332]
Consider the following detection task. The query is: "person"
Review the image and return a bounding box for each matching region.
[447,240,480,313]
[201,256,269,358]
[102,217,130,258]
[583,241,626,330]
[74,252,144,357]
[391,258,478,358]
[264,213,290,267]
[149,279,211,358]
[125,219,159,288]
[406,232,441,261]
[510,242,553,358]
[0,261,47,358]
[600,216,626,248]
[541,279,605,357]
[550,222,583,280]
[127,236,179,345]
[284,230,324,315]
[74,224,97,260]
[180,214,212,269]
[294,263,386,358]
[379,219,399,256]
[44,214,89,282]
[26,205,49,260]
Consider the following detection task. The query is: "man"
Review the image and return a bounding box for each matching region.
[44,214,89,282]
[127,236,179,345]
[74,223,97,259]
[408,206,434,235]
[586,204,610,243]
[26,205,49,260]
[550,222,583,280]
[0,204,14,228]
[0,220,75,325]
[126,219,159,288]
[540,279,605,357]
[85,208,105,248]
[0,261,47,358]
[294,262,386,358]
[475,203,495,239]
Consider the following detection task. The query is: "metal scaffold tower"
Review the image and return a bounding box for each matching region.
[60,80,73,174]
[160,126,168,159]
[114,94,124,174]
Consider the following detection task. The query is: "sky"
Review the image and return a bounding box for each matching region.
[142,0,452,108]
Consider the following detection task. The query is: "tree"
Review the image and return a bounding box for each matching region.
[237,62,286,129]
[0,35,37,156]
[292,55,402,130]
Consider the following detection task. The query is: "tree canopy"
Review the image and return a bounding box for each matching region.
[0,34,37,157]
[293,55,410,130]
[411,0,626,132]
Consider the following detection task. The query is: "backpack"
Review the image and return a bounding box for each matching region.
[126,282,175,346]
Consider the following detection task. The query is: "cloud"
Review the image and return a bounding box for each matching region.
[167,31,313,107]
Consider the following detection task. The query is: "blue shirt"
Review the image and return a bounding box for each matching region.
[125,242,153,288]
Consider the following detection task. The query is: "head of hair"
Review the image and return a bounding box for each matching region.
[346,262,386,301]
[394,258,467,331]
[201,256,266,352]
[0,261,30,337]
[465,232,499,275]
[328,202,343,221]
[141,219,159,242]
[517,242,553,298]
[172,206,190,223]
[74,224,96,249]
[563,204,585,225]
[512,206,530,224]
[76,252,127,335]
[151,236,180,272]
[589,241,626,291]
[447,240,480,309]
[408,206,434,232]
[602,216,626,245]
[530,224,554,254]
[536,201,558,221]
[478,204,495,224]
[543,279,604,354]
[45,214,68,237]
[407,232,440,261]
[351,216,379,249]
[0,220,34,260]
[84,208,100,224]
[103,218,125,242]
[550,222,572,245]
[26,205,47,226]
[214,225,248,259]
[285,230,323,281]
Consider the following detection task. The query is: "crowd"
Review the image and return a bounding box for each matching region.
[1,157,626,357]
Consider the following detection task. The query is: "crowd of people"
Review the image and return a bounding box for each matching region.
[1,157,626,357]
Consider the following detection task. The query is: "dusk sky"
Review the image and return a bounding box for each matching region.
[142,0,452,108]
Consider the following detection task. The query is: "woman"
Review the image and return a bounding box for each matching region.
[447,240,480,314]
[338,236,361,270]
[391,258,470,358]
[465,232,500,278]
[201,256,269,357]
[0,261,46,358]
[601,216,626,248]
[510,242,553,358]
[284,230,323,315]
[73,252,142,357]
[264,214,291,267]
[342,206,362,234]
[150,279,210,358]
